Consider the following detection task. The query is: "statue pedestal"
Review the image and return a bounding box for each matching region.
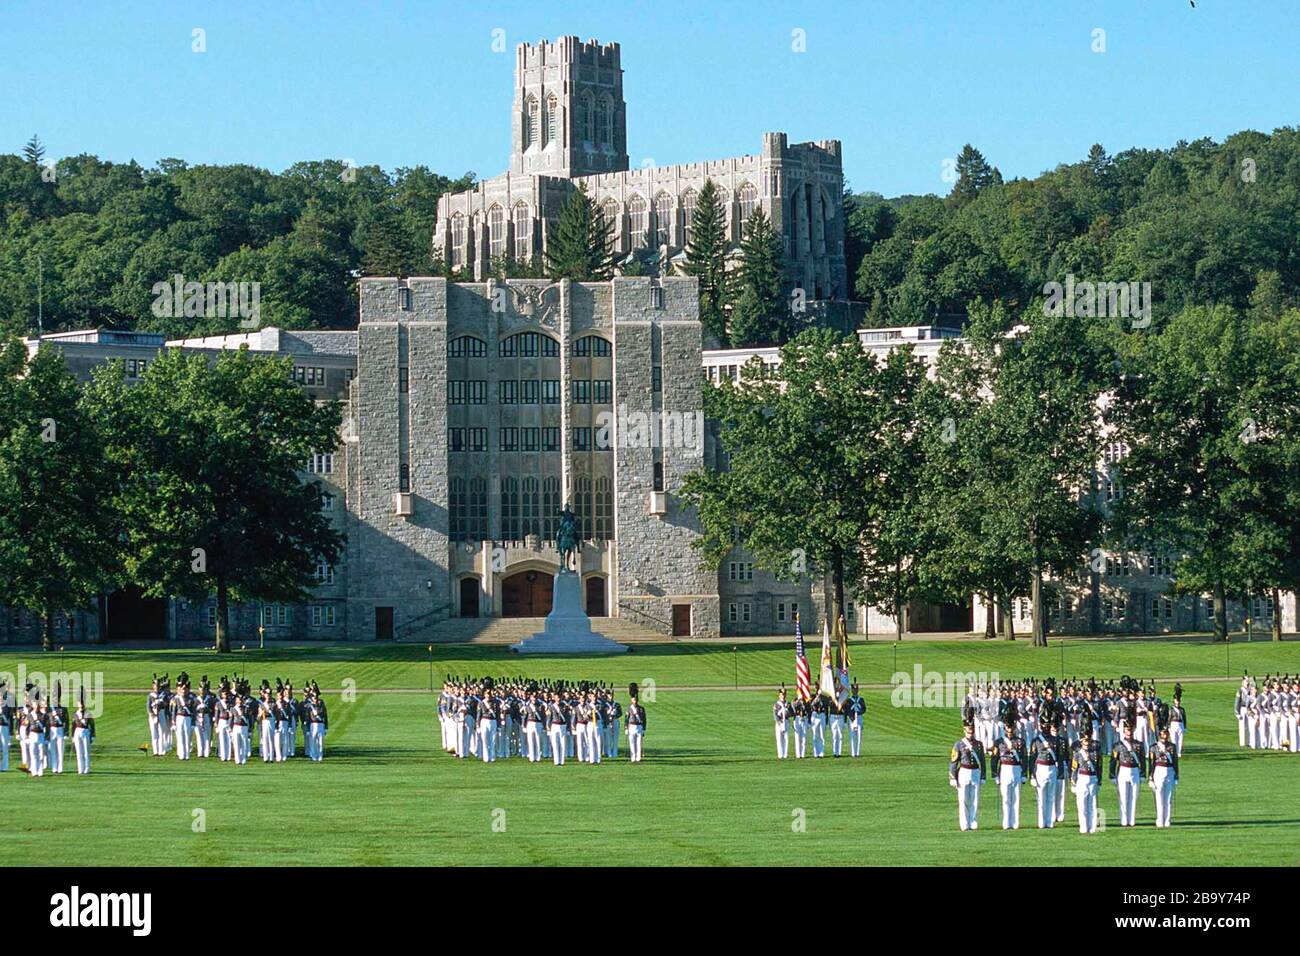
[511,570,629,655]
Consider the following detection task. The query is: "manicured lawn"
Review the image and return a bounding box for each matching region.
[1,637,1297,865]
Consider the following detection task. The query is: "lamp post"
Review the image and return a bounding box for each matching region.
[428,645,434,693]
[733,646,738,690]
[258,624,265,651]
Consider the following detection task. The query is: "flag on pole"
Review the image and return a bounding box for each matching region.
[794,612,811,702]
[834,614,852,706]
[818,618,836,698]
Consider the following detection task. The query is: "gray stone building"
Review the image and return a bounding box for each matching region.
[433,36,849,305]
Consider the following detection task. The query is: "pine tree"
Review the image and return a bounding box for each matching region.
[544,186,617,281]
[683,179,731,346]
[947,144,1002,209]
[22,134,45,165]
[729,209,791,347]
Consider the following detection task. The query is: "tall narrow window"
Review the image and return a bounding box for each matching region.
[500,477,519,540]
[594,97,609,146]
[627,195,647,250]
[545,93,559,147]
[599,198,620,252]
[594,477,612,540]
[524,95,539,149]
[581,92,594,143]
[512,202,530,260]
[680,189,697,248]
[738,182,758,230]
[450,214,466,268]
[654,193,673,247]
[488,205,505,258]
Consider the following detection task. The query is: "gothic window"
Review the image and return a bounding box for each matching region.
[521,477,540,538]
[525,95,539,149]
[545,93,559,147]
[653,192,673,247]
[738,182,758,230]
[468,477,487,541]
[594,477,612,541]
[500,477,519,540]
[488,205,506,258]
[512,202,530,260]
[595,96,611,146]
[542,476,561,540]
[572,335,612,357]
[500,332,560,357]
[680,188,697,248]
[715,184,732,240]
[599,198,620,251]
[627,195,647,250]
[573,476,592,540]
[449,477,466,541]
[581,92,594,143]
[450,213,466,268]
[449,335,487,358]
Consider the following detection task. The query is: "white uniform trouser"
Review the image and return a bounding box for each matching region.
[628,724,644,762]
[1116,766,1141,826]
[849,717,863,757]
[1286,714,1298,752]
[548,725,566,765]
[524,721,542,762]
[0,725,8,771]
[259,719,277,761]
[215,720,230,761]
[830,717,845,756]
[195,717,211,758]
[73,727,92,774]
[175,717,193,760]
[606,719,620,758]
[956,768,981,830]
[1247,715,1260,749]
[149,715,163,755]
[997,765,1021,829]
[496,720,510,759]
[566,725,575,758]
[1270,713,1282,750]
[775,721,789,759]
[1152,766,1176,828]
[793,718,808,758]
[810,715,826,757]
[585,722,602,763]
[1168,721,1185,757]
[1074,773,1099,833]
[453,718,466,758]
[47,728,66,773]
[1033,764,1057,828]
[1237,711,1247,747]
[1054,770,1067,821]
[231,725,248,764]
[29,732,47,776]
[478,719,495,762]
[308,722,325,760]
[574,724,589,762]
[540,723,551,758]
[277,721,290,761]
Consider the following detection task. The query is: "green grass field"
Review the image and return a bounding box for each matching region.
[1,636,1297,866]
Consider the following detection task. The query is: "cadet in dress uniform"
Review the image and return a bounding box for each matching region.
[1070,727,1102,834]
[71,693,95,775]
[227,689,249,765]
[626,684,646,762]
[47,685,68,774]
[846,683,866,758]
[522,689,545,762]
[304,682,328,760]
[28,697,48,777]
[170,675,195,761]
[257,683,278,763]
[194,677,215,758]
[478,689,498,763]
[584,691,602,764]
[1286,679,1299,752]
[949,721,987,831]
[991,721,1027,830]
[147,675,168,756]
[791,695,810,759]
[773,688,792,759]
[1148,727,1179,828]
[1109,722,1146,827]
[810,693,829,758]
[1029,720,1061,829]
[1234,677,1251,747]
[0,681,10,772]
[546,691,568,765]
[1166,692,1187,757]
[605,693,623,759]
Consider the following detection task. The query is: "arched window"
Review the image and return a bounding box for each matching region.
[596,96,611,146]
[573,476,592,540]
[738,182,759,230]
[450,213,466,268]
[449,477,467,541]
[715,184,732,240]
[542,476,561,540]
[680,189,698,248]
[512,202,530,260]
[627,195,647,250]
[521,477,540,538]
[499,331,560,358]
[456,477,487,542]
[599,198,620,251]
[448,335,487,358]
[653,192,673,247]
[545,93,559,147]
[581,92,594,143]
[572,334,612,358]
[524,95,539,149]
[500,477,520,540]
[594,477,612,540]
[488,205,505,258]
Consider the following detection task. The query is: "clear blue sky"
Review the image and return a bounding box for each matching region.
[2,0,1296,197]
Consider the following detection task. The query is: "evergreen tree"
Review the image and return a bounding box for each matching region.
[544,186,617,280]
[22,135,45,165]
[729,209,792,347]
[682,179,730,346]
[947,144,1002,210]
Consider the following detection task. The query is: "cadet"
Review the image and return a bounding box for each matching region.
[1234,677,1251,747]
[28,697,49,777]
[626,686,646,762]
[604,692,623,759]
[1148,727,1179,828]
[547,691,569,766]
[829,696,847,757]
[147,675,168,756]
[227,689,250,765]
[773,688,792,759]
[171,676,195,761]
[791,694,810,759]
[1167,692,1187,757]
[71,693,95,775]
[304,682,328,760]
[194,677,215,759]
[1028,720,1062,829]
[948,721,986,831]
[810,693,828,758]
[47,686,68,775]
[846,683,866,758]
[1109,721,1146,827]
[991,720,1027,829]
[0,681,10,772]
[257,683,278,763]
[583,691,602,764]
[1070,727,1102,834]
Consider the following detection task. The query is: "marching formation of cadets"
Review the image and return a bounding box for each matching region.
[949,676,1186,833]
[0,681,95,776]
[437,677,647,764]
[146,671,329,764]
[1233,674,1300,751]
[771,684,867,758]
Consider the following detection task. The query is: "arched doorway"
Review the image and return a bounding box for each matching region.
[585,576,607,617]
[105,587,167,641]
[459,577,480,618]
[502,570,553,617]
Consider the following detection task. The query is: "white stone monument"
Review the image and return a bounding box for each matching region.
[511,570,628,654]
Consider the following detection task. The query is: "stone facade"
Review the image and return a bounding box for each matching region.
[433,36,848,304]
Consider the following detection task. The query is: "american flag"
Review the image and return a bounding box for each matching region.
[794,612,812,701]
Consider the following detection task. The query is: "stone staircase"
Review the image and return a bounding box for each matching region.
[410,616,670,645]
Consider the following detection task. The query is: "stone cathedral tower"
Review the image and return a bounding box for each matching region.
[510,36,629,178]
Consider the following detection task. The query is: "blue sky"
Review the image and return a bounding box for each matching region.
[2,0,1296,197]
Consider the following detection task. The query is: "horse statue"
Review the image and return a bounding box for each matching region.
[555,505,579,572]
